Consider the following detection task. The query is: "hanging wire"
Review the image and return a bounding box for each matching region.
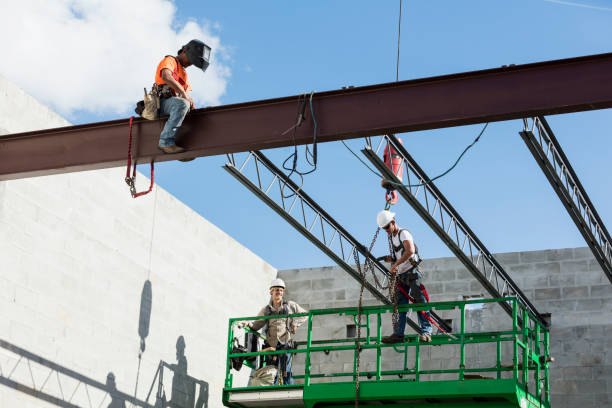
[280,92,319,198]
[342,122,489,188]
[132,186,157,407]
[396,0,403,82]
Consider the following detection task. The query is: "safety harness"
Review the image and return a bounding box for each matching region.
[263,300,295,386]
[389,228,422,265]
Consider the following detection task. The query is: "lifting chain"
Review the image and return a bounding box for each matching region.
[352,226,401,408]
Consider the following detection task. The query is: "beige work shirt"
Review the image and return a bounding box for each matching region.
[251,300,308,348]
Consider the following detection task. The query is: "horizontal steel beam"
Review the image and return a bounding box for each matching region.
[3,52,612,180]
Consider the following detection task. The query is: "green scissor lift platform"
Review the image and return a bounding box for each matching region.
[223,297,551,408]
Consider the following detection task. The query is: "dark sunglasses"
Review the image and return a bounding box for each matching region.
[383,223,392,230]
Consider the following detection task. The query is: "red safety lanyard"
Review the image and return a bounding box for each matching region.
[125,116,155,198]
[395,283,452,337]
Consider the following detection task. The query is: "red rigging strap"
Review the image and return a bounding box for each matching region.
[125,117,155,198]
[395,283,453,338]
[3,51,612,180]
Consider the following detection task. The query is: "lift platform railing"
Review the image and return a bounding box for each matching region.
[361,135,546,329]
[520,117,612,284]
[224,298,550,406]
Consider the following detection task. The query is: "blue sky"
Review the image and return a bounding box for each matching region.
[10,1,612,270]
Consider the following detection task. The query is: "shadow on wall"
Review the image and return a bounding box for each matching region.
[0,280,209,408]
[150,336,209,408]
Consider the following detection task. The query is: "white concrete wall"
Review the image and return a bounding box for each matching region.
[0,76,277,407]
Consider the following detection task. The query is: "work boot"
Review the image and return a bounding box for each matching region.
[419,333,432,342]
[158,144,185,154]
[381,334,404,344]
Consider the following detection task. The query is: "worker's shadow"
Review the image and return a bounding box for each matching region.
[166,336,209,408]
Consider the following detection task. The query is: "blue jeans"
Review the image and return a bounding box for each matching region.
[393,271,432,336]
[273,352,293,385]
[159,97,190,147]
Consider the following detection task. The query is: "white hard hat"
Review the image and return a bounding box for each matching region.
[270,278,286,289]
[377,210,395,228]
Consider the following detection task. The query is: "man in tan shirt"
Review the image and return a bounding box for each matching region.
[248,279,307,384]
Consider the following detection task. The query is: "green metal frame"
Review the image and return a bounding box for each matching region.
[223,298,550,408]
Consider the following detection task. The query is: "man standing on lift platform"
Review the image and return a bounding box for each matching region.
[377,210,433,343]
[155,39,211,155]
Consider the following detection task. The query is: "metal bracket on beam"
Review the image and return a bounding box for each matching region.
[362,135,547,328]
[224,151,432,333]
[520,117,612,284]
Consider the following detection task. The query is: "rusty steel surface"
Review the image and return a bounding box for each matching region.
[2,52,612,180]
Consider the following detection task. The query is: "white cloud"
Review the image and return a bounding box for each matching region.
[0,0,231,118]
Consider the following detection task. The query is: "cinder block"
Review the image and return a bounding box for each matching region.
[547,248,574,262]
[532,262,561,275]
[551,379,579,394]
[535,288,561,300]
[423,282,443,294]
[493,252,520,265]
[591,285,612,298]
[430,270,454,282]
[580,353,604,366]
[594,394,610,406]
[593,365,612,379]
[562,366,593,380]
[575,379,607,394]
[562,286,589,298]
[560,260,589,273]
[523,274,549,289]
[454,268,472,280]
[575,299,604,311]
[443,281,470,294]
[549,274,576,287]
[573,247,593,260]
[508,263,534,277]
[520,250,548,263]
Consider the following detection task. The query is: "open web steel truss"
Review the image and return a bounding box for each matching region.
[224,150,452,334]
[520,117,612,284]
[361,135,546,328]
[0,338,152,408]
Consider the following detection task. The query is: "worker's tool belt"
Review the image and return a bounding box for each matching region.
[263,341,296,366]
[399,271,420,282]
[135,84,161,120]
[158,84,174,99]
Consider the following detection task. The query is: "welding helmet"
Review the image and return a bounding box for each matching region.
[180,39,211,72]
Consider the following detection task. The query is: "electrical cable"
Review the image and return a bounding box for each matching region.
[342,122,489,188]
[396,0,403,82]
[280,92,319,198]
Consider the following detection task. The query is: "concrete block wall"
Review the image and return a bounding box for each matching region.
[0,77,277,407]
[279,247,612,407]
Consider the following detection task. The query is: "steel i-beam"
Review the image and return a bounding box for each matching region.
[3,52,612,180]
[224,151,450,334]
[362,135,546,327]
[520,117,612,284]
